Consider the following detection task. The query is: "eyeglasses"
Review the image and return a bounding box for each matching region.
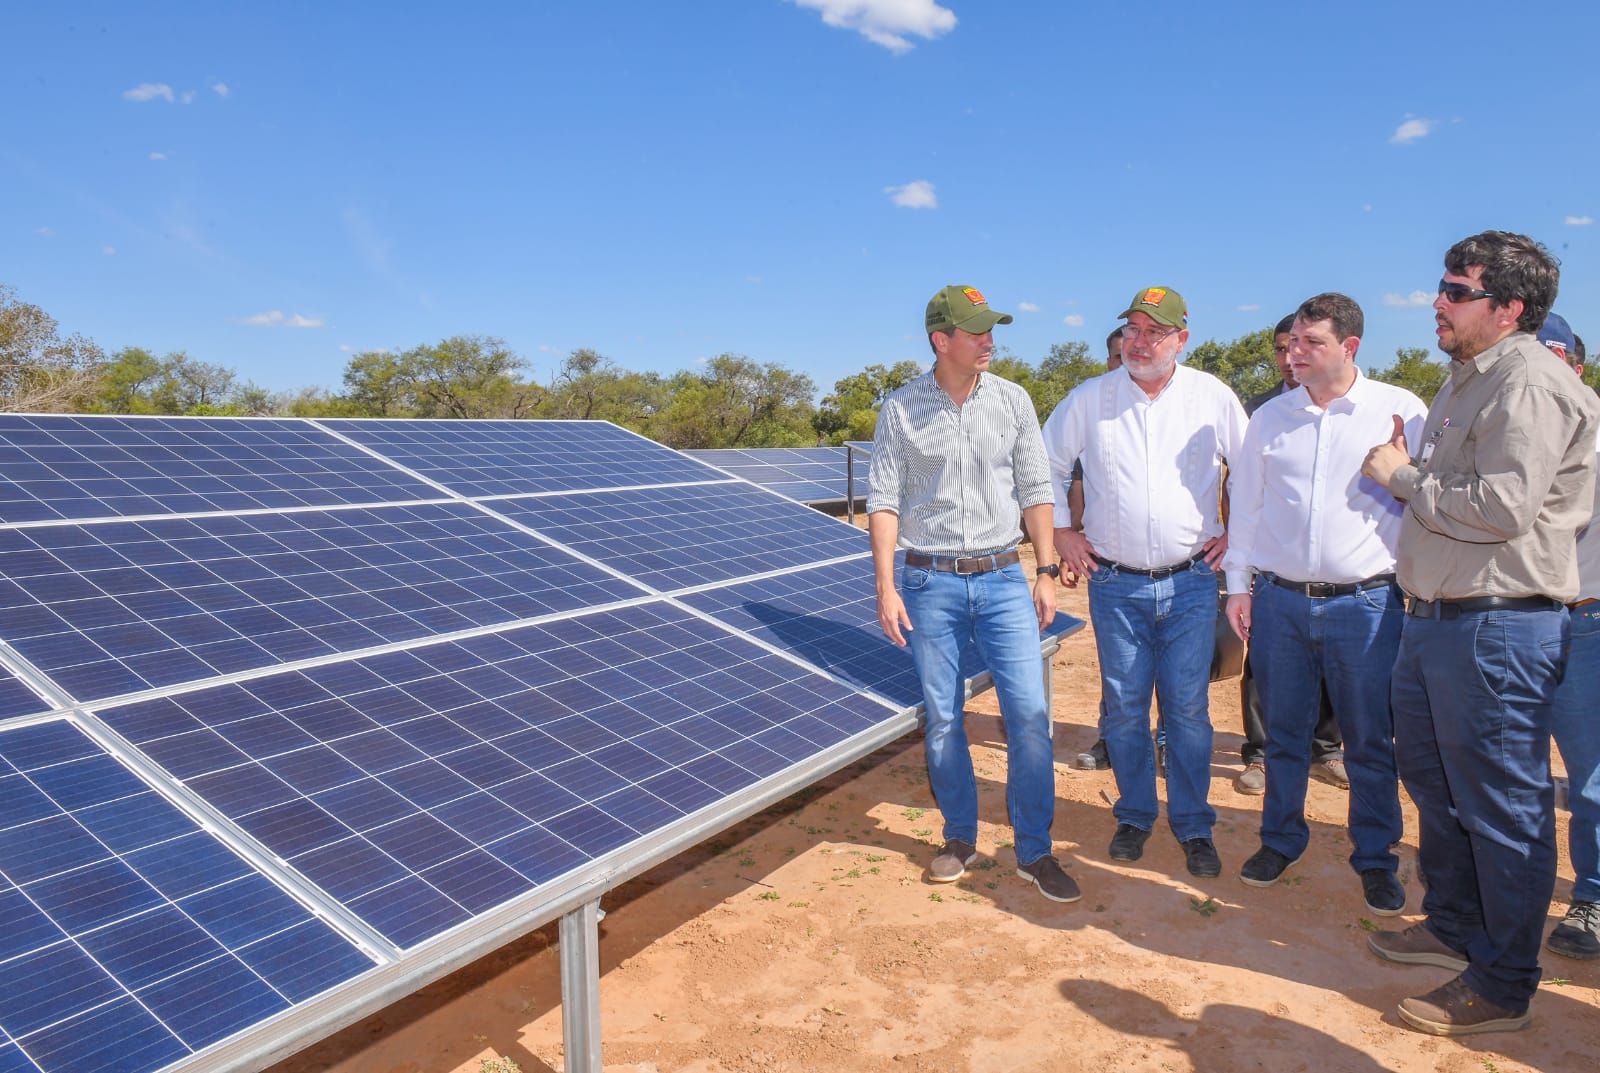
[1438,278,1495,304]
[1121,324,1180,345]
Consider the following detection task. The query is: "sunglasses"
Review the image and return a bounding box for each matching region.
[1438,278,1495,304]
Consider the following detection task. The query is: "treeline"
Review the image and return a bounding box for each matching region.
[2,282,1477,449]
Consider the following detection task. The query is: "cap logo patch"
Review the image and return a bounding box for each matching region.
[961,287,988,307]
[1139,287,1167,307]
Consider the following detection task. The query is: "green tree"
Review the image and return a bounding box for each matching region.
[651,354,815,448]
[341,350,416,416]
[88,346,164,413]
[148,353,237,414]
[1030,340,1106,418]
[406,335,539,419]
[1370,347,1448,404]
[0,283,104,412]
[1186,327,1278,400]
[814,360,920,444]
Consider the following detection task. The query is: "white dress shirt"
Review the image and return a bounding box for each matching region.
[1222,370,1428,594]
[1042,364,1246,569]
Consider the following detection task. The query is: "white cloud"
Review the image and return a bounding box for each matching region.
[1017,302,1040,313]
[338,344,354,353]
[1237,303,1261,312]
[179,90,196,105]
[1390,118,1435,145]
[1567,215,1594,226]
[240,310,326,328]
[793,0,956,54]
[149,151,167,161]
[212,82,230,97]
[1062,314,1085,327]
[1383,291,1432,307]
[123,82,175,103]
[34,227,52,237]
[885,179,937,209]
[102,246,116,256]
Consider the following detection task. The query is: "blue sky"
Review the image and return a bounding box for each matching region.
[5,1,1599,399]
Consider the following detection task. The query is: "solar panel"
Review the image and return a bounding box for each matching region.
[490,483,866,589]
[0,719,375,1073]
[0,414,1082,1073]
[0,415,443,524]
[0,504,643,702]
[684,446,871,506]
[327,419,730,498]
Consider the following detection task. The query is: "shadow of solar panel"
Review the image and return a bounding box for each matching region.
[492,483,866,590]
[325,419,729,498]
[0,415,441,524]
[96,602,896,951]
[0,720,374,1073]
[680,557,1083,707]
[0,503,643,701]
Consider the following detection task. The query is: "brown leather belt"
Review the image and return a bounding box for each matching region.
[904,549,1020,575]
[1267,572,1396,599]
[1569,597,1599,611]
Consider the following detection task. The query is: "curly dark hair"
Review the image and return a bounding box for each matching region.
[1444,230,1560,333]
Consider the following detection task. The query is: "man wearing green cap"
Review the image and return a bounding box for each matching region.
[868,284,1078,904]
[1042,285,1246,879]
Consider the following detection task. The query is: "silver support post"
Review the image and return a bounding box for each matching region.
[559,900,602,1073]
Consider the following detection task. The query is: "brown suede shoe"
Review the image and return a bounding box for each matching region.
[1398,975,1530,1036]
[1367,921,1469,971]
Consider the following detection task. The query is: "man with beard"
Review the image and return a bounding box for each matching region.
[1362,231,1599,1034]
[1043,286,1246,878]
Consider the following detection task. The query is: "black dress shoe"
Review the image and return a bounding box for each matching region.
[1182,837,1221,878]
[1109,823,1151,861]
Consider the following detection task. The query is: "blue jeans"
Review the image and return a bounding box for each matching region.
[1552,603,1600,904]
[1391,606,1567,1010]
[1087,557,1217,840]
[901,561,1055,866]
[1251,578,1404,872]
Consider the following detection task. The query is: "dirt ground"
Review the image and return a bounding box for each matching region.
[269,549,1600,1073]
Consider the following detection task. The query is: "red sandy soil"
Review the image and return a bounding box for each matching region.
[269,550,1600,1073]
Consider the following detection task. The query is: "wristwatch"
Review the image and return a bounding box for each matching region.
[1036,563,1061,579]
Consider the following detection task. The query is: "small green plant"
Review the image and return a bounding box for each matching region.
[1094,903,1106,912]
[1547,976,1571,986]
[865,854,887,863]
[996,839,1014,849]
[902,806,926,820]
[789,900,810,908]
[1188,896,1219,917]
[1480,1060,1502,1073]
[1357,917,1378,932]
[758,890,780,901]
[928,891,944,902]
[480,1059,522,1073]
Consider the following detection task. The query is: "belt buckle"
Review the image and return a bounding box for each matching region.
[1306,582,1336,598]
[954,556,983,575]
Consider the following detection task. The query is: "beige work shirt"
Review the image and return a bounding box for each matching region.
[1391,332,1600,601]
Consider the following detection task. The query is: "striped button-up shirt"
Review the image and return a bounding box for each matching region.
[867,369,1053,555]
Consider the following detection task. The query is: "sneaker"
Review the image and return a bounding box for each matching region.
[1311,757,1350,790]
[1235,762,1266,796]
[1075,738,1111,770]
[1182,837,1222,878]
[1367,921,1469,971]
[1239,845,1299,887]
[1397,975,1530,1036]
[927,839,976,883]
[1547,900,1600,960]
[1361,868,1406,916]
[1018,855,1082,903]
[1108,823,1151,862]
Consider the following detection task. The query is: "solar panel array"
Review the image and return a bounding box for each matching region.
[0,415,1079,1073]
[685,446,870,506]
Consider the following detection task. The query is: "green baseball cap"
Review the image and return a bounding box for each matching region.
[1117,285,1188,329]
[925,285,1013,334]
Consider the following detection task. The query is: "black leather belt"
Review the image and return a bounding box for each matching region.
[1267,573,1396,599]
[904,549,1020,575]
[1406,595,1563,619]
[1091,551,1204,579]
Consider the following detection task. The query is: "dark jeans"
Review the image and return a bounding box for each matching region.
[1391,606,1566,1010]
[1240,648,1341,765]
